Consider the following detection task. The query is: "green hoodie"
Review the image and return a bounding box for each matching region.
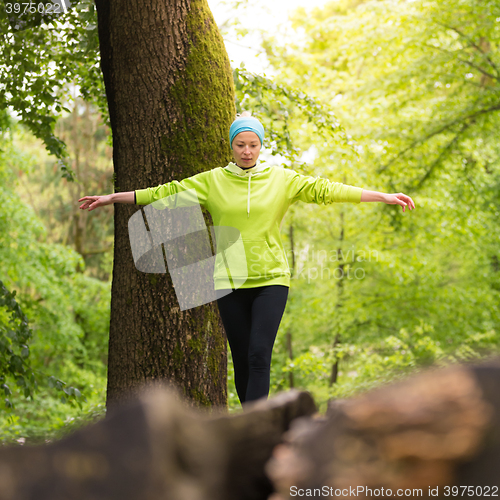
[135,161,363,290]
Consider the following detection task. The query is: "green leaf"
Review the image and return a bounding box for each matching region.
[47,375,56,388]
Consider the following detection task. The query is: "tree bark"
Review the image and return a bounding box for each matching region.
[94,0,235,411]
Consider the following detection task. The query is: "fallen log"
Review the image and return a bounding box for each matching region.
[0,382,316,500]
[2,358,500,500]
[266,358,500,499]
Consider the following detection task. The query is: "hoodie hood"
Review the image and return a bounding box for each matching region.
[224,161,271,217]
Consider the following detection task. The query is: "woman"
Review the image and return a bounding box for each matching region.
[79,112,415,405]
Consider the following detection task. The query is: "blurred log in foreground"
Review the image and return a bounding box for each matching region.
[1,358,500,500]
[0,384,316,500]
[267,358,500,499]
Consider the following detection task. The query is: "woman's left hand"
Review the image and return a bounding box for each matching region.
[384,193,415,212]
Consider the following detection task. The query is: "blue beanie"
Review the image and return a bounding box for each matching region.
[229,116,265,147]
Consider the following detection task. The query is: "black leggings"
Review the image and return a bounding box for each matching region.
[216,285,289,404]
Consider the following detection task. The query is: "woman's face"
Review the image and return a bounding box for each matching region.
[232,131,261,168]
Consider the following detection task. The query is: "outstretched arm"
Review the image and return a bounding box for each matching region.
[361,190,415,213]
[79,191,135,211]
[283,169,415,212]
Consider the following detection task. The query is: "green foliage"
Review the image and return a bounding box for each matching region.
[264,0,500,193]
[236,0,500,412]
[1,0,499,425]
[233,66,359,167]
[0,280,86,410]
[14,98,115,282]
[0,0,104,179]
[0,278,36,408]
[0,119,109,442]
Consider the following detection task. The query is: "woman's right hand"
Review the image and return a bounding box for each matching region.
[78,194,114,211]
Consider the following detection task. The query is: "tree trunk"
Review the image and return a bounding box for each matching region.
[94,0,235,411]
[285,330,294,389]
[329,181,346,386]
[286,223,295,389]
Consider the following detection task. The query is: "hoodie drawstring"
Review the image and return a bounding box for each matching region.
[224,162,268,218]
[247,173,252,218]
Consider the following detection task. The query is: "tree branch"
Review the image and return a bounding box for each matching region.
[412,120,471,190]
[377,103,500,173]
[435,22,500,76]
[80,246,113,256]
[423,43,500,83]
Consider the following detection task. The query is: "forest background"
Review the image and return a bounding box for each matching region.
[1,0,499,444]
